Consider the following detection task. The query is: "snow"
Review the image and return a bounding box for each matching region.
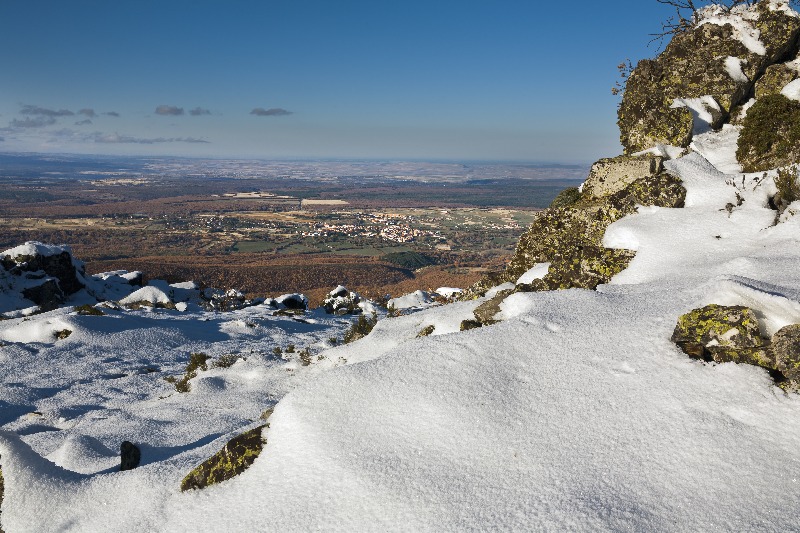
[516,262,550,284]
[6,35,800,529]
[0,242,71,260]
[671,96,722,135]
[633,144,686,160]
[119,286,172,306]
[435,287,462,298]
[724,56,749,83]
[781,78,800,101]
[698,6,767,55]
[388,289,436,310]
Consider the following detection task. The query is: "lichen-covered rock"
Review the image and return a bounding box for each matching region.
[772,324,800,381]
[474,172,685,296]
[549,187,582,209]
[181,425,267,491]
[473,289,513,325]
[582,155,664,199]
[459,319,482,331]
[755,62,800,98]
[618,4,800,153]
[737,94,800,172]
[671,304,770,364]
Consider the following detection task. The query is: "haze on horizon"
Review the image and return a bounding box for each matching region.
[0,0,674,164]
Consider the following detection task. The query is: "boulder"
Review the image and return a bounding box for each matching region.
[323,286,361,314]
[737,93,800,172]
[618,4,800,153]
[671,304,771,365]
[276,293,308,310]
[772,324,800,381]
[582,155,664,199]
[180,425,267,491]
[1,244,85,296]
[22,278,65,311]
[120,441,141,471]
[755,62,800,98]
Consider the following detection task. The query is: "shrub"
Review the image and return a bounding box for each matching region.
[344,313,378,344]
[74,304,105,316]
[417,325,435,337]
[54,329,72,340]
[774,166,800,212]
[174,352,210,393]
[213,353,240,369]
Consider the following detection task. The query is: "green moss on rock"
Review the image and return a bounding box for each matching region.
[737,94,800,172]
[671,304,770,365]
[180,425,267,491]
[416,325,435,337]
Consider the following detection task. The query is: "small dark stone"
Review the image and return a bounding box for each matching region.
[460,319,483,331]
[120,441,141,471]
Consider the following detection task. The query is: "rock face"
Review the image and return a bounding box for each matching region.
[737,94,800,172]
[618,3,800,153]
[582,155,664,199]
[181,425,267,491]
[22,279,65,312]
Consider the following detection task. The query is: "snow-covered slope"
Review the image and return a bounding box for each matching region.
[1,127,799,531]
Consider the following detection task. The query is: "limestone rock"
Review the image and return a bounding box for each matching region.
[755,62,800,99]
[772,324,800,381]
[582,155,664,199]
[671,304,770,364]
[120,441,141,471]
[181,425,266,491]
[618,5,800,153]
[737,94,800,172]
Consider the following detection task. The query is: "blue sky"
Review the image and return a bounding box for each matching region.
[0,0,676,163]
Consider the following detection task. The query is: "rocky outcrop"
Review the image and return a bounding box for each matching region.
[22,279,65,311]
[737,94,800,171]
[469,168,685,299]
[181,425,267,491]
[618,3,800,153]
